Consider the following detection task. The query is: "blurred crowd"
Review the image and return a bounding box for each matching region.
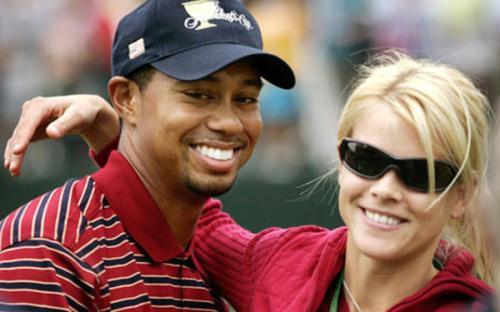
[0,0,499,185]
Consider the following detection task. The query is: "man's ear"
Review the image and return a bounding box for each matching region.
[108,76,141,126]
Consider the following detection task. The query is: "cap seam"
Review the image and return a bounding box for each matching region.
[153,0,162,56]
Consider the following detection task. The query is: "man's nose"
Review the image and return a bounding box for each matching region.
[206,101,244,134]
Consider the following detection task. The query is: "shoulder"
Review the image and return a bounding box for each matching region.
[203,197,347,239]
[438,243,492,293]
[254,224,348,264]
[435,241,491,292]
[399,243,494,310]
[201,198,346,246]
[274,223,347,243]
[0,176,105,252]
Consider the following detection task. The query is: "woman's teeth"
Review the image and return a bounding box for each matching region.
[365,210,402,226]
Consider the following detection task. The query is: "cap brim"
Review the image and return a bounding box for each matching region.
[151,43,295,89]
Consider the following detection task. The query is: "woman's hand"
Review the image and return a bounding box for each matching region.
[4,95,119,176]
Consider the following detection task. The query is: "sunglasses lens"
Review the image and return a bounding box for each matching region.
[342,141,389,178]
[400,159,430,191]
[434,162,457,190]
[340,139,458,192]
[400,160,457,192]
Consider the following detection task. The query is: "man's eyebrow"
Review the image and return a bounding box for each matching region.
[245,78,263,89]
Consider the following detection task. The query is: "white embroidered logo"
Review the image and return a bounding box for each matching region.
[182,0,253,31]
[128,38,145,59]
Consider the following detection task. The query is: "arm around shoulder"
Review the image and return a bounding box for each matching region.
[194,199,290,309]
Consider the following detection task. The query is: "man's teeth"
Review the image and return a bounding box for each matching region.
[196,145,234,161]
[365,210,402,226]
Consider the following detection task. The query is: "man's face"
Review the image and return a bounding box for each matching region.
[130,60,263,198]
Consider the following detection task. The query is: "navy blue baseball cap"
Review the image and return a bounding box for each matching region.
[112,0,295,89]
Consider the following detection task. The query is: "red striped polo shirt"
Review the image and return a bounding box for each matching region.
[0,151,227,311]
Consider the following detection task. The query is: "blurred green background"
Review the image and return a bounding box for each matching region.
[0,137,342,232]
[1,0,498,231]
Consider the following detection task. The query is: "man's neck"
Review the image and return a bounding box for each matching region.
[118,142,208,249]
[153,196,205,248]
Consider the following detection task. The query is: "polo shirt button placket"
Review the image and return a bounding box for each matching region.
[179,257,185,310]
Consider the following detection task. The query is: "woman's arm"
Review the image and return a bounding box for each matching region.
[195,199,290,310]
[3,95,119,176]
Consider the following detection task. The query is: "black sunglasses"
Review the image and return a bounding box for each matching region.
[338,138,458,193]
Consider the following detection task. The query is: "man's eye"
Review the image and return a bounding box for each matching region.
[184,91,212,100]
[236,97,258,105]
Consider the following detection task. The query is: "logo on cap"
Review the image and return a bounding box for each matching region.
[182,0,253,31]
[128,38,146,60]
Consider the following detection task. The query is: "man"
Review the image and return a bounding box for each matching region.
[0,0,294,310]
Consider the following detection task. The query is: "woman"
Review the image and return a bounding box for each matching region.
[192,52,493,311]
[4,51,494,311]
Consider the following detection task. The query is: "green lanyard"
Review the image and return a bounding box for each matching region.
[329,270,344,312]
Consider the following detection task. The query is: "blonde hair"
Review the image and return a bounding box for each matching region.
[336,51,493,283]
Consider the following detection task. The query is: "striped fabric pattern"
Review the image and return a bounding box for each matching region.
[0,177,226,311]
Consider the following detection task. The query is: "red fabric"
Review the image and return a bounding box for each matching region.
[93,151,189,262]
[194,199,493,312]
[89,135,119,168]
[0,152,226,311]
[91,143,492,311]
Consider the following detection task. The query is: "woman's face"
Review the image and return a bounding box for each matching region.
[338,99,464,264]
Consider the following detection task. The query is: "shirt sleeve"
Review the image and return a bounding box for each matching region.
[0,239,99,311]
[89,136,119,168]
[194,199,286,310]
